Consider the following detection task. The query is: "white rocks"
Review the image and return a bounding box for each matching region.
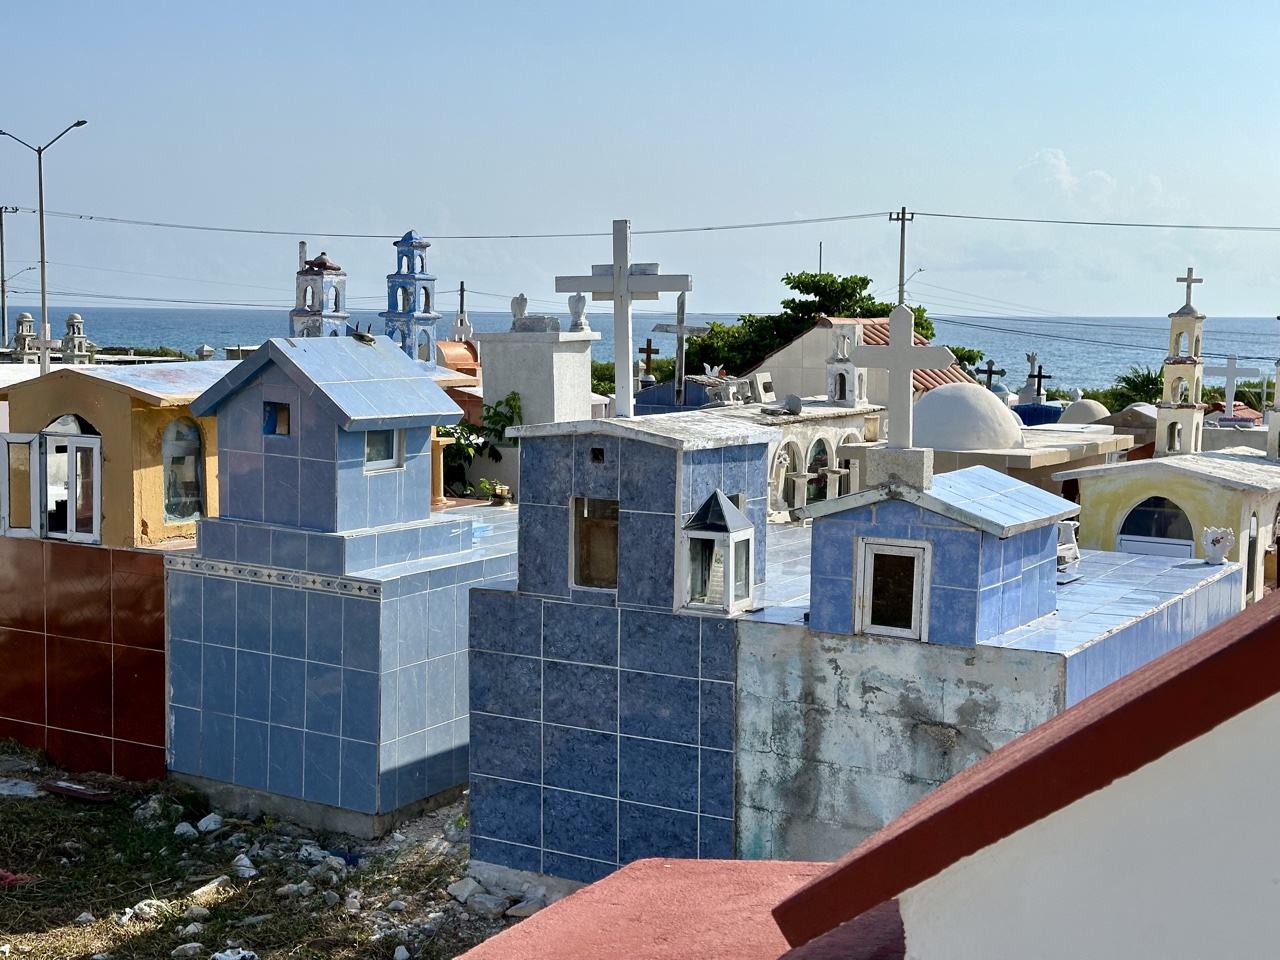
[182,905,211,921]
[466,894,510,919]
[391,832,406,843]
[0,779,43,799]
[91,954,111,960]
[446,878,482,903]
[132,899,168,920]
[230,854,257,878]
[133,795,166,822]
[170,945,203,959]
[74,911,95,925]
[211,950,258,960]
[174,822,199,839]
[386,900,407,912]
[178,923,204,937]
[505,897,546,918]
[394,947,411,960]
[189,876,231,900]
[234,914,273,927]
[196,813,223,833]
[276,881,316,898]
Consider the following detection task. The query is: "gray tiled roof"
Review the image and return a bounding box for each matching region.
[507,411,780,451]
[190,336,461,430]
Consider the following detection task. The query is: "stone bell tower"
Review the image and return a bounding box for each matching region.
[288,242,352,338]
[379,230,441,368]
[1155,268,1206,457]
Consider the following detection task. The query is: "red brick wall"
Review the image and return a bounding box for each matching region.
[0,538,167,780]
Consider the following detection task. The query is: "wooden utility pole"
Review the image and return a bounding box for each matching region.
[890,206,914,305]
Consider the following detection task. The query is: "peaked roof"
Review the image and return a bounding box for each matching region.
[508,411,781,451]
[1054,448,1280,493]
[793,464,1078,537]
[772,591,1280,950]
[685,490,753,533]
[2,361,239,406]
[190,335,460,431]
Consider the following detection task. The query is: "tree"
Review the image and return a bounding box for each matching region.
[1111,365,1164,407]
[686,271,934,377]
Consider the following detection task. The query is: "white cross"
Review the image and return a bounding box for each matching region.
[849,304,955,449]
[555,219,692,417]
[1176,267,1203,307]
[1204,354,1260,417]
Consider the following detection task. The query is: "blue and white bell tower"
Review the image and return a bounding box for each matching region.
[289,242,353,338]
[380,230,441,368]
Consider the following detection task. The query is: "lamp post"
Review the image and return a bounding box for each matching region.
[0,119,88,374]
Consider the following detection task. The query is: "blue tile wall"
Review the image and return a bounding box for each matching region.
[517,504,570,598]
[618,439,678,514]
[469,594,736,884]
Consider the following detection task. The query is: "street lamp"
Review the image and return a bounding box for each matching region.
[0,119,88,374]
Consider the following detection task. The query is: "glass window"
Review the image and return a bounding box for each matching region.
[162,418,204,522]
[687,537,723,605]
[733,538,751,603]
[263,402,290,436]
[869,552,916,630]
[575,497,619,589]
[364,429,400,471]
[857,538,929,640]
[4,438,36,534]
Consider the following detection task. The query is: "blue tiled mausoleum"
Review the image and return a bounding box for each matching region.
[165,335,516,830]
[467,413,778,884]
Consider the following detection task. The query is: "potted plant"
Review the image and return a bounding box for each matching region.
[478,478,512,507]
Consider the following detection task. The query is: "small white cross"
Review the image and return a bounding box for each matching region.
[850,304,955,449]
[555,219,692,417]
[1204,354,1260,416]
[1176,267,1203,307]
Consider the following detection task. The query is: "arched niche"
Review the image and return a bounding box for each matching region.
[162,417,205,521]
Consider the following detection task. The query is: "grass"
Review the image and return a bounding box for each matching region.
[0,742,498,959]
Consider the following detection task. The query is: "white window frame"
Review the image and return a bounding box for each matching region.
[680,528,755,615]
[42,433,102,544]
[855,536,931,640]
[363,428,403,473]
[0,433,41,539]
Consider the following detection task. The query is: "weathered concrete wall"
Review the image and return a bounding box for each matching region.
[735,621,1064,862]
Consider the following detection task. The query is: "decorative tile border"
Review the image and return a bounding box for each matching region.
[164,555,382,599]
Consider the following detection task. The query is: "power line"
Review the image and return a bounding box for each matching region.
[915,211,1280,233]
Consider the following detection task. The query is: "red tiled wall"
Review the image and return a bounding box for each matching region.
[0,539,166,780]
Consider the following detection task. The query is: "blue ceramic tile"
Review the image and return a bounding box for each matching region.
[619,609,697,677]
[1000,533,1023,583]
[471,837,541,874]
[427,586,457,659]
[470,651,540,721]
[928,586,977,647]
[236,523,272,566]
[299,394,337,461]
[875,500,923,525]
[268,725,304,797]
[169,639,202,708]
[574,435,620,501]
[543,724,617,796]
[236,582,272,653]
[930,527,982,589]
[201,711,235,781]
[168,572,203,642]
[471,714,541,782]
[454,650,469,715]
[306,592,343,665]
[699,815,734,859]
[234,650,270,721]
[544,661,617,732]
[263,454,301,527]
[471,775,541,847]
[811,521,854,580]
[699,681,733,751]
[202,644,235,715]
[200,520,236,562]
[341,669,379,743]
[685,447,724,514]
[424,721,456,794]
[271,529,308,571]
[699,749,733,818]
[619,737,697,810]
[808,576,853,635]
[476,593,545,660]
[620,671,698,744]
[545,602,619,667]
[204,577,236,646]
[396,662,427,737]
[305,662,342,735]
[454,587,472,652]
[335,463,369,532]
[269,655,305,728]
[342,597,380,672]
[425,655,455,728]
[543,788,618,862]
[397,591,428,667]
[367,471,401,529]
[699,618,735,682]
[616,512,676,608]
[1000,581,1023,633]
[519,436,575,507]
[379,667,398,741]
[618,438,678,514]
[377,526,420,567]
[977,586,1002,641]
[542,851,615,884]
[270,587,307,659]
[225,451,264,522]
[394,733,427,808]
[234,717,270,789]
[340,738,377,814]
[306,533,344,575]
[303,732,341,806]
[517,504,571,598]
[169,705,201,774]
[618,802,698,862]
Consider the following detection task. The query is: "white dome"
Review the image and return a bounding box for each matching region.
[1058,398,1110,424]
[914,383,1026,451]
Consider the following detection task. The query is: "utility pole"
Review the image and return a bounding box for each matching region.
[0,205,12,348]
[818,241,823,275]
[890,206,914,305]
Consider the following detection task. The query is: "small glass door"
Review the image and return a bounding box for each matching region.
[0,434,40,538]
[42,434,101,544]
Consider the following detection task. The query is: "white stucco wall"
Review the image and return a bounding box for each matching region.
[474,330,598,428]
[898,690,1280,960]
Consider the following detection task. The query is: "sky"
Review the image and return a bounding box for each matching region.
[2,1,1280,321]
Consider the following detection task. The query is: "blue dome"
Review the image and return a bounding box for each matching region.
[396,230,430,247]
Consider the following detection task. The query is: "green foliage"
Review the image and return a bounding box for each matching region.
[480,391,523,461]
[591,360,616,395]
[1111,365,1164,408]
[438,391,524,495]
[98,345,196,360]
[686,271,934,377]
[944,345,985,371]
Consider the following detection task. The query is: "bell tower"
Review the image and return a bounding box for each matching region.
[379,231,441,368]
[1155,267,1206,457]
[289,242,352,338]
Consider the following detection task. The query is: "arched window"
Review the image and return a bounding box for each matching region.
[1247,512,1260,595]
[163,418,204,522]
[421,288,431,313]
[807,439,830,503]
[44,414,99,435]
[1120,496,1194,541]
[418,254,426,272]
[400,287,412,313]
[1166,421,1181,452]
[304,285,315,310]
[1175,332,1187,356]
[835,373,847,401]
[40,414,101,542]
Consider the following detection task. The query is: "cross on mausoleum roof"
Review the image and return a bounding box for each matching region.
[980,359,1006,388]
[849,303,954,449]
[638,338,660,375]
[1177,267,1203,307]
[555,219,691,417]
[1030,364,1053,393]
[1204,354,1261,418]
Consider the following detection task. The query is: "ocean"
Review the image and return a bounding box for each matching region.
[5,304,1278,392]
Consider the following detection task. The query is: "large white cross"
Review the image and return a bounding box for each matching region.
[850,304,955,449]
[555,219,692,417]
[1204,354,1260,417]
[1176,267,1203,307]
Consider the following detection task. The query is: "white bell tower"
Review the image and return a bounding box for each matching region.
[1155,268,1206,457]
